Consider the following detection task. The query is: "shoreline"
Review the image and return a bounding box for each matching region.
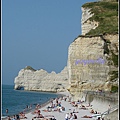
[2,91,67,120]
[2,99,54,120]
[20,91,97,120]
[2,91,118,120]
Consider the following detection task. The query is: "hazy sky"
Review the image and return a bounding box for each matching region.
[2,0,96,85]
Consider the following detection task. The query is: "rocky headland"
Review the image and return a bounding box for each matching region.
[14,66,69,92]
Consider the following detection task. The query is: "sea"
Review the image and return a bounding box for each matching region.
[2,85,60,117]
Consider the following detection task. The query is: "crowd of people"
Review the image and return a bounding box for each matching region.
[5,95,110,120]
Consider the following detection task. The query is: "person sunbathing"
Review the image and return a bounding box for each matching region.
[32,113,44,119]
[44,115,54,117]
[71,102,78,107]
[81,115,92,118]
[42,109,49,112]
[73,109,79,113]
[61,106,65,111]
[90,109,94,113]
[74,104,78,107]
[38,114,44,118]
[81,105,85,107]
[70,101,75,104]
[19,112,27,119]
[86,103,92,107]
[32,109,39,114]
[79,105,88,110]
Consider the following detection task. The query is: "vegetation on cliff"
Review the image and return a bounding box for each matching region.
[24,66,36,71]
[109,71,118,81]
[111,85,118,92]
[82,1,118,88]
[82,1,118,35]
[111,50,118,66]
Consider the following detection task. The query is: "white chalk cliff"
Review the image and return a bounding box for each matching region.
[67,34,118,100]
[81,7,98,35]
[67,3,118,100]
[14,66,69,92]
[14,1,118,99]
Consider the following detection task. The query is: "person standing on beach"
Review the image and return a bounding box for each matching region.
[6,109,8,114]
[108,105,111,114]
[69,112,74,120]
[12,115,16,120]
[97,117,101,120]
[65,113,69,120]
[73,114,77,119]
[16,114,20,120]
[7,116,11,120]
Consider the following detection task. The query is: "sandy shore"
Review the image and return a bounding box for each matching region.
[2,91,102,120]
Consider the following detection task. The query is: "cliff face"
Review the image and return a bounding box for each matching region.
[14,66,69,92]
[67,35,117,100]
[81,7,98,35]
[14,1,118,98]
[67,4,118,100]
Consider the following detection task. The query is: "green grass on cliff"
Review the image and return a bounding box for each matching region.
[111,50,118,66]
[24,66,36,71]
[109,71,118,81]
[82,1,118,35]
[111,85,118,92]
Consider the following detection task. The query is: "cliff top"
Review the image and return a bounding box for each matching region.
[24,66,36,71]
[82,1,118,35]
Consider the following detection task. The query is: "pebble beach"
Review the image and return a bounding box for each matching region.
[2,91,103,120]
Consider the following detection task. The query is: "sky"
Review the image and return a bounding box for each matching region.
[2,0,96,85]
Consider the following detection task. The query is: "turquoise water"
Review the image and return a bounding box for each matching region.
[2,85,59,117]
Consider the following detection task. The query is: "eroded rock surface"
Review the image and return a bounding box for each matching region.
[14,66,69,92]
